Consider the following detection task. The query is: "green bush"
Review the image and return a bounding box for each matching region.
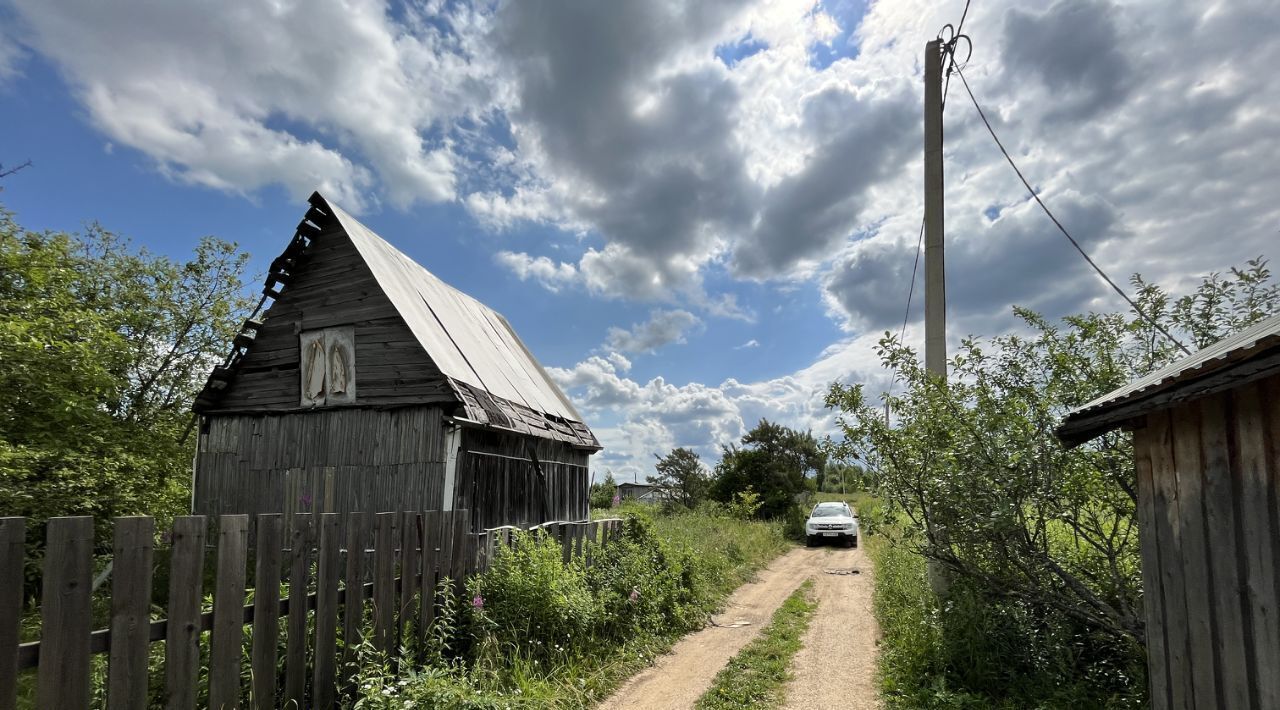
[870,538,1146,709]
[468,531,597,658]
[364,506,791,708]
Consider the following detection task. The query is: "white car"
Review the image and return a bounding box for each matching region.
[805,501,859,548]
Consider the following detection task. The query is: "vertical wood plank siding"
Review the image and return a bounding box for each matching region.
[1134,372,1280,709]
[195,407,449,533]
[197,407,593,534]
[451,428,590,530]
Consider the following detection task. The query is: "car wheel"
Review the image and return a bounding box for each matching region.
[851,536,858,548]
[806,535,817,547]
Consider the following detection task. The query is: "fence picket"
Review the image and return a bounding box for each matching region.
[372,512,396,652]
[284,513,313,706]
[210,515,249,710]
[165,516,207,710]
[0,518,25,710]
[418,511,440,641]
[454,510,471,580]
[399,512,420,644]
[314,513,341,709]
[342,511,368,665]
[37,517,93,709]
[108,517,154,710]
[251,515,282,710]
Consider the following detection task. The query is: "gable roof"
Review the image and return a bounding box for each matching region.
[197,192,599,450]
[1056,312,1280,446]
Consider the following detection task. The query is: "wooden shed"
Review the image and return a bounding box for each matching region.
[192,192,600,532]
[1058,314,1280,710]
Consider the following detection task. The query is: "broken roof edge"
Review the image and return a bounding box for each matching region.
[1056,312,1280,447]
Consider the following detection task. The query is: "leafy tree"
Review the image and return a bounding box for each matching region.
[712,419,826,519]
[820,461,867,493]
[589,470,618,509]
[825,258,1277,658]
[649,447,709,508]
[0,207,253,536]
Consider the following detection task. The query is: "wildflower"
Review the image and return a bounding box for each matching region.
[629,587,640,603]
[472,594,485,609]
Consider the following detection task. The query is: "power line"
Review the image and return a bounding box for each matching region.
[951,63,1193,357]
[900,217,926,343]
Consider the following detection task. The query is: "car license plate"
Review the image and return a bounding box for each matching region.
[822,532,837,537]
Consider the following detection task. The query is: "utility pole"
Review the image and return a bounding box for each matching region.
[924,38,946,378]
[923,38,950,598]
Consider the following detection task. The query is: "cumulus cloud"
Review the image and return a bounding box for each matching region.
[604,309,703,354]
[0,22,23,84]
[494,251,578,292]
[11,0,494,210]
[549,331,890,478]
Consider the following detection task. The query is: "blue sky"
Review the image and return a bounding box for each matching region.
[3,0,1278,478]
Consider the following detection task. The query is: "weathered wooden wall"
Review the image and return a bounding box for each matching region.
[203,225,456,413]
[1133,372,1280,710]
[195,407,448,531]
[452,427,590,530]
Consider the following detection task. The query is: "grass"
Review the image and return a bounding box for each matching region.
[696,579,817,709]
[370,503,793,709]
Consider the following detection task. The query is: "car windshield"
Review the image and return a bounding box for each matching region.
[811,507,846,517]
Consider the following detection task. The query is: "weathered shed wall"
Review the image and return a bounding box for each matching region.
[204,225,455,413]
[451,427,590,531]
[195,407,448,531]
[1133,372,1280,710]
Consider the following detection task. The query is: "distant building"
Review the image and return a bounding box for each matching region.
[615,482,669,504]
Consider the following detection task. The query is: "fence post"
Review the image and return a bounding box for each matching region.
[108,517,154,710]
[284,513,313,707]
[0,518,25,710]
[165,516,207,710]
[251,514,283,710]
[313,513,341,709]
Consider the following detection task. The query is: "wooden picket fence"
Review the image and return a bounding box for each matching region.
[0,511,624,709]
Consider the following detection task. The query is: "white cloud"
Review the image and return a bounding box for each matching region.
[604,309,703,354]
[11,0,495,211]
[0,22,23,84]
[735,339,760,349]
[494,251,578,292]
[549,331,892,478]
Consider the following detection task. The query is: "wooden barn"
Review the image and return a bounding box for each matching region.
[192,192,600,532]
[1058,314,1280,710]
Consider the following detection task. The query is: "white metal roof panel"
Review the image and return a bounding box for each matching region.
[320,197,584,424]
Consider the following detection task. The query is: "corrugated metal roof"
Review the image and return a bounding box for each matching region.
[313,195,593,436]
[1057,311,1280,443]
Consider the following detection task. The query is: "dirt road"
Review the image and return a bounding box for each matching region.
[597,544,880,709]
[782,545,881,709]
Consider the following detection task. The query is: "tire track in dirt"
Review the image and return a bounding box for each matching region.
[782,544,881,709]
[597,546,823,710]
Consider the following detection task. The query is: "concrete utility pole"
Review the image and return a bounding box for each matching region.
[923,39,946,379]
[923,38,951,598]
